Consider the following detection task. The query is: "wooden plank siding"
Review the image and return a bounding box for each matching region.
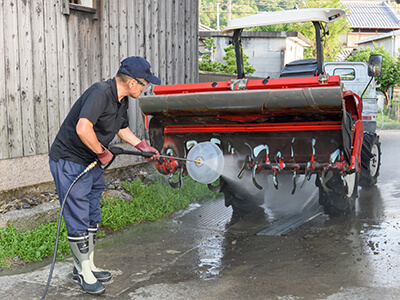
[0,0,199,160]
[4,0,23,158]
[31,0,49,155]
[0,0,8,159]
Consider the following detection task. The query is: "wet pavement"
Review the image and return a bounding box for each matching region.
[1,130,400,299]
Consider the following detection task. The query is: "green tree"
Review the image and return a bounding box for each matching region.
[200,0,258,30]
[199,38,256,76]
[296,0,350,61]
[221,44,256,75]
[256,0,293,12]
[252,0,351,61]
[199,38,225,72]
[347,43,400,104]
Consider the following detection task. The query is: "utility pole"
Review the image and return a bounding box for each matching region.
[217,2,220,31]
[227,0,232,22]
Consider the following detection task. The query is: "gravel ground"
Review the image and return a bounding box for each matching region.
[0,173,151,214]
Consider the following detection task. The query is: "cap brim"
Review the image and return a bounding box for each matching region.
[147,74,161,85]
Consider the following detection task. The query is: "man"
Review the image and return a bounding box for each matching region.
[49,56,160,295]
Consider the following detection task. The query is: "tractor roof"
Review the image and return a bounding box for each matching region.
[221,8,346,34]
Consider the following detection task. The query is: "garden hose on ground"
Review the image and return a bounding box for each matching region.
[41,161,98,300]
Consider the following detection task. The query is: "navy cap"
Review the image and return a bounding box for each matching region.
[119,56,161,85]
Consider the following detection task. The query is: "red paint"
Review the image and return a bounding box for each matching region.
[164,122,342,134]
[152,76,342,95]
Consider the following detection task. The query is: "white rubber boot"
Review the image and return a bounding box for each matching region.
[88,225,111,282]
[69,233,105,295]
[72,226,111,282]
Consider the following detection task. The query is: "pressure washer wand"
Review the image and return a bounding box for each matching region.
[159,154,201,164]
[108,146,201,164]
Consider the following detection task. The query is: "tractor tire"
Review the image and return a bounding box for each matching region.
[317,171,358,217]
[360,132,381,188]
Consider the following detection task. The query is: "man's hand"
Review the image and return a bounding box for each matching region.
[96,145,114,166]
[135,140,160,161]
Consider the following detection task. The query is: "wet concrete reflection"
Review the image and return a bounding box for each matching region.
[5,131,400,299]
[353,184,400,288]
[169,132,400,298]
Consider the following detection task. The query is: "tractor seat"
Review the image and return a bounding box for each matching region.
[279,58,322,78]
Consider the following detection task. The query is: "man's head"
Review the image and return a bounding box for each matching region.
[116,56,161,99]
[118,56,161,85]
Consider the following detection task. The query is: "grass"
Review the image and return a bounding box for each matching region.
[377,101,400,130]
[0,221,69,269]
[0,175,221,269]
[100,176,220,230]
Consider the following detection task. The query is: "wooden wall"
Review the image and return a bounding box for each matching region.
[0,0,199,160]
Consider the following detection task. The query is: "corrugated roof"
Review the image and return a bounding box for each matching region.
[355,28,400,44]
[343,1,400,29]
[199,23,214,31]
[336,48,355,61]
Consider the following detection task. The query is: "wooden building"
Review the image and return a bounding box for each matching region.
[0,0,199,160]
[0,0,198,194]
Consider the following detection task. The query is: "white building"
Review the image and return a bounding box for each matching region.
[355,29,400,58]
[199,30,312,79]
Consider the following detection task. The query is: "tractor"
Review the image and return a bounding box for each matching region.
[139,8,382,216]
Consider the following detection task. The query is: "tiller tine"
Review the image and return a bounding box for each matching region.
[291,168,298,195]
[168,167,183,189]
[208,182,221,192]
[290,137,296,158]
[290,137,298,195]
[318,169,333,193]
[252,164,263,190]
[329,139,341,163]
[329,148,341,163]
[311,138,316,161]
[272,168,279,189]
[251,144,270,190]
[301,138,317,188]
[253,144,270,163]
[300,169,312,188]
[275,151,285,171]
[238,155,251,179]
[245,142,255,159]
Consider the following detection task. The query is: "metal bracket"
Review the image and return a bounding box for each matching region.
[318,74,329,84]
[230,79,248,91]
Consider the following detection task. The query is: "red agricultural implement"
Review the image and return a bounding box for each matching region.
[139,8,382,216]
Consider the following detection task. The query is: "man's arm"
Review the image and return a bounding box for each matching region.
[117,127,160,161]
[76,118,103,153]
[76,117,113,165]
[116,127,142,147]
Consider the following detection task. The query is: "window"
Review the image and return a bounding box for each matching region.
[70,0,94,8]
[333,68,355,81]
[62,0,96,15]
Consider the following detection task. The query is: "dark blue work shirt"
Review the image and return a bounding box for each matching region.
[50,78,129,165]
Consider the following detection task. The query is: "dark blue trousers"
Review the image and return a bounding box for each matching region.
[49,158,104,235]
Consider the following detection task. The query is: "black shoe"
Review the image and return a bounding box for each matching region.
[73,266,112,282]
[73,273,105,295]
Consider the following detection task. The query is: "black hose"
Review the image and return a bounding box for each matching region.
[41,161,98,300]
[41,147,154,298]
